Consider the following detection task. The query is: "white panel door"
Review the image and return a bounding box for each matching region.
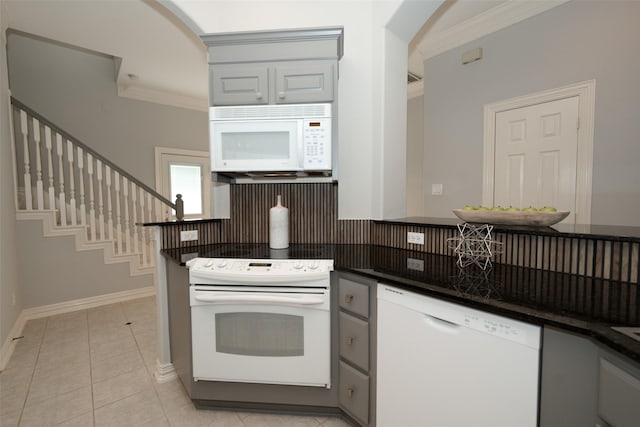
[494,96,579,224]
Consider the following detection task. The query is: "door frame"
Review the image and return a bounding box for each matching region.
[482,80,595,224]
[154,146,211,219]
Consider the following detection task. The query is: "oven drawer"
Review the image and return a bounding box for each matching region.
[339,278,370,318]
[339,361,370,425]
[339,312,369,371]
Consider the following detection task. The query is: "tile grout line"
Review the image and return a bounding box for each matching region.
[122,301,173,426]
[86,309,97,427]
[16,317,48,427]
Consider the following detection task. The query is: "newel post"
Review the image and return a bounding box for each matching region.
[174,194,184,221]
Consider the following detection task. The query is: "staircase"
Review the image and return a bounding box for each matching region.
[10,97,179,278]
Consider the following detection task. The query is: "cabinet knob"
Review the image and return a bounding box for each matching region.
[278,91,286,99]
[345,294,354,304]
[346,387,354,398]
[346,337,354,345]
[255,92,263,100]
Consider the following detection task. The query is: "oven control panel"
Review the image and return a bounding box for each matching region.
[187,258,334,285]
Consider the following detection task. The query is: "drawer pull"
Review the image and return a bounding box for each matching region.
[256,91,263,100]
[278,91,286,99]
[346,337,354,345]
[345,294,354,304]
[346,387,354,398]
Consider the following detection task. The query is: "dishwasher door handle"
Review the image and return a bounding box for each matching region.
[423,314,461,333]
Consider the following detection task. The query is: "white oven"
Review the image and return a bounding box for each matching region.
[186,258,333,388]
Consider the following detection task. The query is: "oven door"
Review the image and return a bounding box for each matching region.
[190,285,331,388]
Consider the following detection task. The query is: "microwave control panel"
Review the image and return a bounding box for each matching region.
[302,118,331,170]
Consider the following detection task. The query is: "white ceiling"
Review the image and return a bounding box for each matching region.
[4,0,568,109]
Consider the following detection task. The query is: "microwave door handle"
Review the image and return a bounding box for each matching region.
[194,293,325,306]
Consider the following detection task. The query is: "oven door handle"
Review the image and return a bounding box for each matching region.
[193,293,325,306]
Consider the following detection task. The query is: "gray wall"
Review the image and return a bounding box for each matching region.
[1,9,23,350]
[6,32,208,189]
[16,220,152,308]
[406,94,424,216]
[420,0,640,226]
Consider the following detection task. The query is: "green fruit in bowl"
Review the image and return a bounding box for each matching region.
[462,205,477,211]
[523,206,538,212]
[540,206,557,212]
[491,206,505,211]
[476,206,490,211]
[506,206,520,212]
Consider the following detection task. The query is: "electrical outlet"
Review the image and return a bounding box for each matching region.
[180,230,198,242]
[407,258,424,272]
[407,231,425,245]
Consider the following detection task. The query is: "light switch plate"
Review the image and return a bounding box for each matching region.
[180,230,198,242]
[407,232,425,245]
[431,184,443,195]
[407,258,425,272]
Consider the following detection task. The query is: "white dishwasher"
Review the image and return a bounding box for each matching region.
[377,283,541,427]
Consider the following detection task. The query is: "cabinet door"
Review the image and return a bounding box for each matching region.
[210,65,268,105]
[598,356,640,427]
[274,61,334,104]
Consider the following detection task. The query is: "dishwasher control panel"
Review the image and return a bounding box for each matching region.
[463,314,524,340]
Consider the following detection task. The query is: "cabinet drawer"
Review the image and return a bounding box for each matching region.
[598,358,640,427]
[339,278,369,318]
[339,361,369,425]
[339,312,369,371]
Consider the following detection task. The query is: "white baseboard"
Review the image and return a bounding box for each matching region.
[0,311,28,372]
[0,286,155,371]
[154,359,178,384]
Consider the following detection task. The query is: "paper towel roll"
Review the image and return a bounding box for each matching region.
[269,195,289,249]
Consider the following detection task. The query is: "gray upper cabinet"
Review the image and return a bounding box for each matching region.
[274,61,334,104]
[210,61,334,106]
[202,27,343,106]
[210,65,269,105]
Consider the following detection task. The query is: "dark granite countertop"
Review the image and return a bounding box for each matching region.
[383,217,640,240]
[162,243,640,364]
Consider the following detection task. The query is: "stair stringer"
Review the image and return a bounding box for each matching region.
[16,210,155,279]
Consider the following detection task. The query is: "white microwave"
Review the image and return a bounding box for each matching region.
[210,103,332,175]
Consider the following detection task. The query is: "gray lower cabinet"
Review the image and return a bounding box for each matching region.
[209,61,335,106]
[337,273,377,426]
[540,326,640,427]
[597,351,640,427]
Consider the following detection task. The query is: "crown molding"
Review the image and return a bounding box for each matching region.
[419,0,570,60]
[117,83,208,112]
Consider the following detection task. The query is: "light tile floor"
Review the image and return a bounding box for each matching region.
[0,297,352,427]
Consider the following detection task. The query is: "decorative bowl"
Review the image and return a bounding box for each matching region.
[452,209,570,227]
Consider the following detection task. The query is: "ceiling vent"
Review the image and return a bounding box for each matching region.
[408,71,422,83]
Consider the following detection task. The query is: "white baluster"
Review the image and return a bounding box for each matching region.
[66,140,77,225]
[123,177,131,253]
[145,192,153,267]
[20,111,32,210]
[44,127,55,210]
[32,118,44,209]
[139,188,148,266]
[77,147,86,225]
[114,171,122,254]
[96,160,105,240]
[56,134,66,226]
[105,166,114,241]
[87,154,97,241]
[131,182,139,254]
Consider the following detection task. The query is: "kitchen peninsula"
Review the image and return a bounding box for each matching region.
[148,217,640,426]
